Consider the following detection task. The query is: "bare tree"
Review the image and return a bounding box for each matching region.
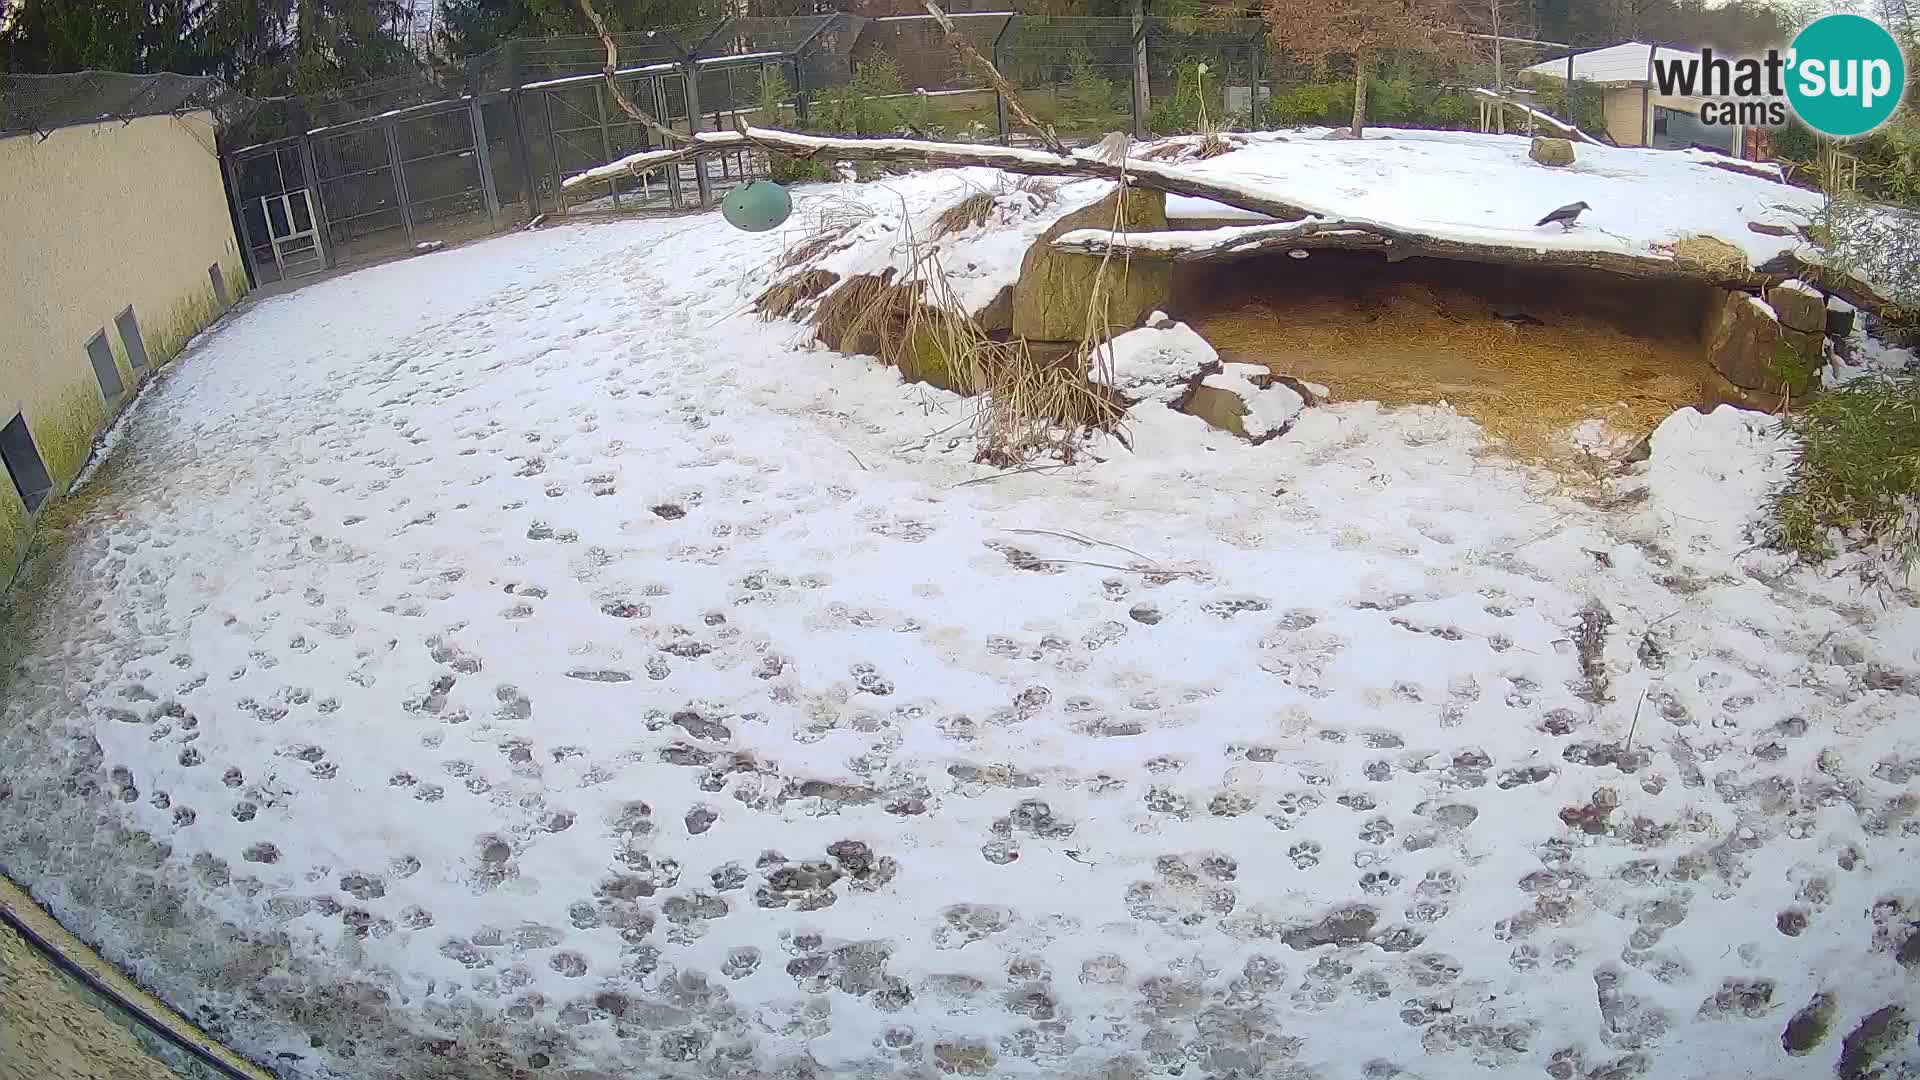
[1264,0,1464,137]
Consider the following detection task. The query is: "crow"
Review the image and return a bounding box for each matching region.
[1535,201,1590,229]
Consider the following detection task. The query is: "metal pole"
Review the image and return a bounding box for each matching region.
[1565,52,1575,123]
[504,41,540,217]
[1491,0,1504,134]
[992,14,1014,144]
[470,97,502,227]
[296,132,334,269]
[1132,1,1151,138]
[660,78,684,210]
[1254,34,1266,128]
[684,61,712,207]
[792,57,810,123]
[383,120,416,242]
[596,83,619,210]
[543,91,565,214]
[220,151,262,290]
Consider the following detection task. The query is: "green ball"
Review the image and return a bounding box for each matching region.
[721,180,792,233]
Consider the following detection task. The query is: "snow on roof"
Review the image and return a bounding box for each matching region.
[1523,42,1696,86]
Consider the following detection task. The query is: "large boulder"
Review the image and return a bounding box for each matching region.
[1179,362,1305,441]
[1094,312,1217,403]
[1012,188,1171,341]
[973,285,1014,339]
[1529,137,1576,166]
[1766,279,1826,334]
[1826,295,1857,337]
[1702,289,1784,393]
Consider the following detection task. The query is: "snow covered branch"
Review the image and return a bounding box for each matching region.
[1468,88,1606,146]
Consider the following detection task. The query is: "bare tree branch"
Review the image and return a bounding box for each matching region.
[922,0,1068,155]
[576,0,688,146]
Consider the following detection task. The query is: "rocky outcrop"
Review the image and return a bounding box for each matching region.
[1703,290,1785,394]
[1767,280,1826,334]
[1012,188,1171,342]
[1529,137,1576,167]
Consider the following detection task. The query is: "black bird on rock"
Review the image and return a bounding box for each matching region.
[1535,200,1590,229]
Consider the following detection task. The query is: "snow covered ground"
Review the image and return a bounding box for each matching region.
[4,177,1920,1080]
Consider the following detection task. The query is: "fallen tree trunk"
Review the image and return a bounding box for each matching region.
[1467,89,1607,146]
[1050,220,1782,290]
[565,125,1323,220]
[559,124,1888,310]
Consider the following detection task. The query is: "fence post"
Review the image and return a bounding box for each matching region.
[595,83,620,210]
[1253,34,1266,128]
[221,151,262,289]
[992,14,1014,144]
[296,132,335,269]
[383,119,416,242]
[684,61,712,208]
[1564,52,1575,124]
[1131,1,1151,138]
[791,58,810,124]
[470,97,502,226]
[504,41,540,218]
[542,91,566,214]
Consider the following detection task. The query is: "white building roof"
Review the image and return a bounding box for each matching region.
[1522,42,1696,86]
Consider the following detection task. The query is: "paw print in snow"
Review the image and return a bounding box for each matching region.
[1359,870,1400,895]
[1359,817,1394,845]
[851,663,894,696]
[1268,791,1322,831]
[1289,841,1322,869]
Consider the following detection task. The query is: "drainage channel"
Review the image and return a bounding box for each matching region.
[0,874,278,1080]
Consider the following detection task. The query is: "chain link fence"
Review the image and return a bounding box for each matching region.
[183,15,1603,289]
[1,71,226,137]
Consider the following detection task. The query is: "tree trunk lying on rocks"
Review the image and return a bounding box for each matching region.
[561,123,1887,311]
[1049,219,1885,306]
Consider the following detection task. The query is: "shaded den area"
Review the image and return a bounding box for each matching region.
[1174,250,1730,461]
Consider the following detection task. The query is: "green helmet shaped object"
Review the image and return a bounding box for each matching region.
[721,180,792,233]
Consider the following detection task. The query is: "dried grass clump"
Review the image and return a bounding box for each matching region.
[1669,234,1749,275]
[1013,176,1061,205]
[1137,135,1242,162]
[802,209,1128,465]
[778,196,876,271]
[1193,284,1714,466]
[931,191,998,239]
[811,270,924,359]
[754,270,840,320]
[1193,132,1238,159]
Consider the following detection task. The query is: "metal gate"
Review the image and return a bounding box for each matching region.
[261,190,325,279]
[226,138,328,286]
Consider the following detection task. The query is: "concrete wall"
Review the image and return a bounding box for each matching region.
[0,110,246,582]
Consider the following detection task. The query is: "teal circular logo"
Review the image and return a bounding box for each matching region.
[1786,14,1906,137]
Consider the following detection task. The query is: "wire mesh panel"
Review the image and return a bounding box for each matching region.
[312,124,406,255]
[202,13,1623,281]
[229,141,311,286]
[1142,17,1266,131]
[1001,16,1138,143]
[1,71,224,136]
[396,104,495,244]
